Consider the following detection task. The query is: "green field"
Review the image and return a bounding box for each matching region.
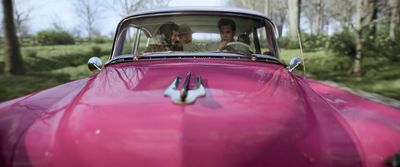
[280,49,400,100]
[0,44,399,102]
[0,43,111,101]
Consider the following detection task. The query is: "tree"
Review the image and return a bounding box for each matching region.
[265,0,287,37]
[110,0,171,18]
[74,0,101,40]
[13,0,33,39]
[302,0,325,34]
[352,0,377,75]
[2,0,24,75]
[112,0,144,17]
[227,0,264,12]
[288,0,301,42]
[325,0,355,29]
[143,0,170,9]
[0,6,3,37]
[227,0,287,36]
[388,0,399,40]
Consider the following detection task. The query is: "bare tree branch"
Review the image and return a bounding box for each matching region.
[13,0,35,38]
[74,0,102,39]
[107,0,171,18]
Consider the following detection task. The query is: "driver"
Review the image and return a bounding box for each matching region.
[217,18,236,51]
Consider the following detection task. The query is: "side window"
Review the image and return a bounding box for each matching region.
[247,27,269,54]
[257,27,269,53]
[137,30,150,54]
[121,27,138,56]
[119,26,150,56]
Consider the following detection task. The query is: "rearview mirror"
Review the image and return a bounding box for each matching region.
[287,57,303,72]
[88,57,103,71]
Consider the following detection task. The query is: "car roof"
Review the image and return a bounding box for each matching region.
[124,6,273,23]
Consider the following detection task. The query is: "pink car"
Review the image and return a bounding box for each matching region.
[1,7,399,167]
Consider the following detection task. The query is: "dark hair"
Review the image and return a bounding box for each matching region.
[218,19,236,32]
[238,34,250,45]
[157,21,179,44]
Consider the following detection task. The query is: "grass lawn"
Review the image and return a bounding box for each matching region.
[0,45,399,102]
[280,49,400,100]
[0,43,112,102]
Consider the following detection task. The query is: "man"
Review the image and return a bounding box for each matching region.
[217,18,236,50]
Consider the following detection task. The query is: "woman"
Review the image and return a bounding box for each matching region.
[146,21,179,52]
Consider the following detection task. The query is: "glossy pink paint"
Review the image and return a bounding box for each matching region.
[0,59,399,167]
[307,80,400,167]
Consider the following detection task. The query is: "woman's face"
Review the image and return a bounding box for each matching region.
[170,30,179,44]
[179,33,192,44]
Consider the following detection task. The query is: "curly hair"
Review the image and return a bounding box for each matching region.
[157,22,179,45]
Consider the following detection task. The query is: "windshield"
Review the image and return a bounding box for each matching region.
[112,14,279,59]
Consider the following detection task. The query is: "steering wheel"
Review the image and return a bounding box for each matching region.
[221,42,254,54]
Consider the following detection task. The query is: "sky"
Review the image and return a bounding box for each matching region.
[0,0,224,36]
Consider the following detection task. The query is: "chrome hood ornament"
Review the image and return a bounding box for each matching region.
[164,72,206,104]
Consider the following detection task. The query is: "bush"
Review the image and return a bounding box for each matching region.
[36,30,75,45]
[93,36,106,44]
[301,33,328,52]
[327,29,356,58]
[91,46,102,56]
[277,36,300,49]
[363,35,400,61]
[277,36,289,48]
[24,49,37,58]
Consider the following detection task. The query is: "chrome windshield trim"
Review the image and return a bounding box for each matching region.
[124,7,270,21]
[105,53,282,66]
[109,9,278,61]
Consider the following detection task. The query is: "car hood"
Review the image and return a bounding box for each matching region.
[4,59,363,167]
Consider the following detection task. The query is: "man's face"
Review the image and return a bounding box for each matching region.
[219,25,235,42]
[179,33,192,44]
[171,30,179,44]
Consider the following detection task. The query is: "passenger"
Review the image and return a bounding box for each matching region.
[176,24,193,51]
[177,24,205,52]
[145,21,179,52]
[217,18,236,50]
[178,24,193,45]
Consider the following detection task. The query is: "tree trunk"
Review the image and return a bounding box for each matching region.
[370,6,378,36]
[352,0,364,75]
[352,0,377,75]
[2,0,25,75]
[353,31,363,75]
[264,0,271,17]
[263,0,271,39]
[314,0,323,34]
[388,0,399,40]
[288,0,301,42]
[277,25,284,37]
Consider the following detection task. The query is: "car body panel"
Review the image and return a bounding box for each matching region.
[4,59,394,166]
[0,78,91,166]
[1,7,399,167]
[307,80,400,167]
